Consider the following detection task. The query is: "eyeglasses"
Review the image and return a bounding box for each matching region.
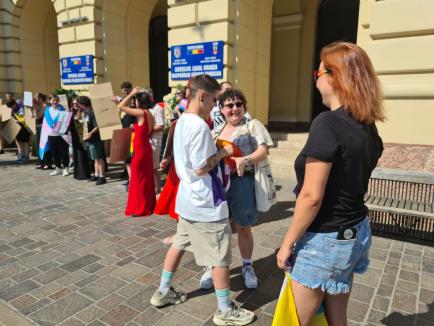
[222,102,243,109]
[313,68,332,82]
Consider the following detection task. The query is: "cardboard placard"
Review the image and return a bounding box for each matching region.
[23,91,33,107]
[1,118,21,144]
[109,128,132,163]
[58,94,69,110]
[89,82,122,140]
[24,107,36,134]
[0,105,12,122]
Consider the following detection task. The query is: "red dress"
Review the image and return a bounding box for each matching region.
[154,121,179,220]
[125,119,156,217]
[154,162,179,220]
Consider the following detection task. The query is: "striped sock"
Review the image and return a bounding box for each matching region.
[158,270,173,295]
[215,288,231,312]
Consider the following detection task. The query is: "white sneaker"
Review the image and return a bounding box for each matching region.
[213,302,255,326]
[242,265,258,289]
[62,168,70,176]
[150,287,187,307]
[50,168,62,176]
[199,267,213,290]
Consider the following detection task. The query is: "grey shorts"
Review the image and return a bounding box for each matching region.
[172,217,232,267]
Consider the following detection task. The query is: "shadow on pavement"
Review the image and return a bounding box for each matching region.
[255,200,295,226]
[381,302,434,326]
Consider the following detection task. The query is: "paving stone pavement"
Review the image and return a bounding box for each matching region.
[0,152,433,326]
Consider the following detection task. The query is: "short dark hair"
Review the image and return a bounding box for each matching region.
[219,89,248,111]
[188,74,220,99]
[76,96,92,108]
[35,93,47,102]
[49,93,59,101]
[120,81,132,90]
[5,92,15,97]
[6,99,16,108]
[136,91,153,109]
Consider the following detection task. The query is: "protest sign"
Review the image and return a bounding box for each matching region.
[58,94,69,110]
[1,118,21,144]
[0,105,12,122]
[109,128,132,163]
[89,82,122,140]
[52,111,73,135]
[23,91,33,107]
[23,107,36,134]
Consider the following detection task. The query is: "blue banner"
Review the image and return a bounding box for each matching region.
[171,41,224,80]
[60,55,94,85]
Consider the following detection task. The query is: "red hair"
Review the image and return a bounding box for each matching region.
[321,42,385,124]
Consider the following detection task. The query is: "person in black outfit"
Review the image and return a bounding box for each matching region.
[70,98,91,180]
[276,42,385,326]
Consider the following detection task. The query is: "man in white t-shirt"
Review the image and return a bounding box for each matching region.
[150,75,254,326]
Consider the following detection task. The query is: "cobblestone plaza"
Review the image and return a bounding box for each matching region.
[0,152,433,325]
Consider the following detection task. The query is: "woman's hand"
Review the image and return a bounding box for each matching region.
[276,243,294,270]
[131,86,142,96]
[232,156,245,176]
[160,158,170,171]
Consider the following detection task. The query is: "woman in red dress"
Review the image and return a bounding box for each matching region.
[154,120,179,221]
[118,87,156,216]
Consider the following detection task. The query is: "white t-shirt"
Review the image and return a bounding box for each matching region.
[174,113,229,222]
[150,103,165,148]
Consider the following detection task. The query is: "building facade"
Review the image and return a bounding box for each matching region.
[0,0,433,145]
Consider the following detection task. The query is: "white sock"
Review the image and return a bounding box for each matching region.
[215,288,231,312]
[159,270,173,295]
[242,258,252,267]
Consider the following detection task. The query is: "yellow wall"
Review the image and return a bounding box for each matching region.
[168,0,273,125]
[358,0,434,145]
[168,0,233,87]
[269,0,320,123]
[0,0,433,146]
[20,0,60,94]
[101,0,161,93]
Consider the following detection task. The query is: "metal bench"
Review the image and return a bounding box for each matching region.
[365,176,434,243]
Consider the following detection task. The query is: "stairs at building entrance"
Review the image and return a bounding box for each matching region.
[268,132,308,180]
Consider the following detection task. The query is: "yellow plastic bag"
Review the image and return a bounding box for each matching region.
[272,272,329,326]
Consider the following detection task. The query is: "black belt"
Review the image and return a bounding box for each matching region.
[230,170,254,179]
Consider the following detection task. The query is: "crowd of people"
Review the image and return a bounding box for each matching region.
[0,41,385,326]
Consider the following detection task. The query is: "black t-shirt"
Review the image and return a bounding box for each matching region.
[85,109,101,142]
[294,108,383,232]
[121,100,137,128]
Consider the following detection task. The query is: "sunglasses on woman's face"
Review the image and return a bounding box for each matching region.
[223,102,243,109]
[313,68,332,82]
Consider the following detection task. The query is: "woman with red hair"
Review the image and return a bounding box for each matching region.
[276,42,385,325]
